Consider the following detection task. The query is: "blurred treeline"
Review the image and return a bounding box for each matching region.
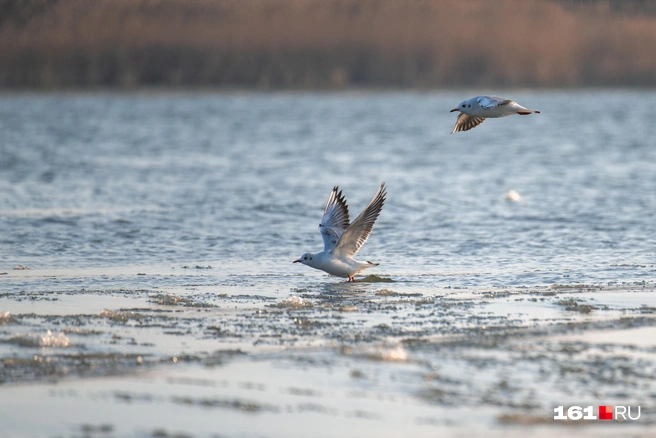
[1,0,656,89]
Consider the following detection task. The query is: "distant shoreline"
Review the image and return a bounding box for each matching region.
[2,0,656,89]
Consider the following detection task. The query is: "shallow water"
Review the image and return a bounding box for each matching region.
[1,90,655,437]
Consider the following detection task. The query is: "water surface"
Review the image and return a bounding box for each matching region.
[1,90,655,286]
[1,91,655,437]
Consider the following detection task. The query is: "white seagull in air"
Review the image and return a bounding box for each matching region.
[450,95,541,133]
[294,183,386,282]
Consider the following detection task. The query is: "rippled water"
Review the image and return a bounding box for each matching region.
[2,91,656,437]
[1,90,655,287]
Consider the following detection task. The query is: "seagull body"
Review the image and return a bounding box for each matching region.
[450,95,540,133]
[294,183,386,282]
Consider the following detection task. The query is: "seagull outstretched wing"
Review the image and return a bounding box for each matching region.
[452,113,486,133]
[332,183,386,257]
[319,186,350,251]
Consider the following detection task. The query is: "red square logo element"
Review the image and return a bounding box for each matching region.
[599,405,613,420]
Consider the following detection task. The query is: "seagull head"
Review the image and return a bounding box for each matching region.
[451,99,474,114]
[293,252,314,266]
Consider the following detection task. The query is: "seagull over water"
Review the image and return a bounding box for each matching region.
[294,183,386,282]
[450,95,540,133]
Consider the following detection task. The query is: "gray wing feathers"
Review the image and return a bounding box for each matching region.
[321,227,342,251]
[452,113,486,133]
[322,187,349,229]
[332,183,386,256]
[320,186,350,251]
[479,96,509,110]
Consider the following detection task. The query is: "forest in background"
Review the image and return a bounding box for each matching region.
[1,0,655,89]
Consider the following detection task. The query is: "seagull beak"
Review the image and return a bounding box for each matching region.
[450,108,459,113]
[293,259,301,263]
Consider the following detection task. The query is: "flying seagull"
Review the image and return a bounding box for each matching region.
[450,95,540,133]
[294,183,386,282]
